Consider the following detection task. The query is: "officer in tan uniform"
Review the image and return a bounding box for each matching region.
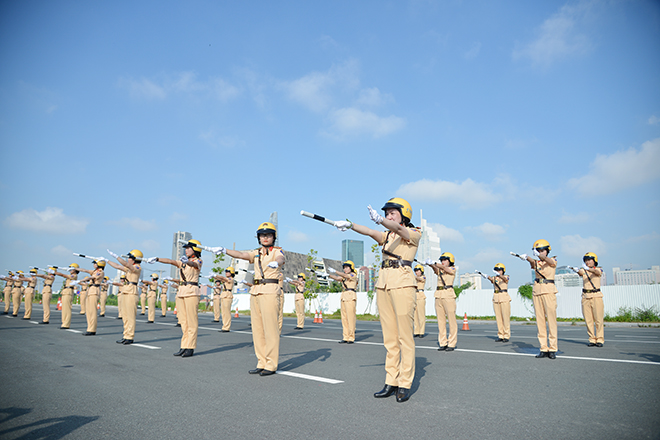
[210,222,285,375]
[211,278,222,323]
[290,273,306,329]
[112,275,128,319]
[328,261,358,343]
[2,272,13,314]
[159,280,169,317]
[427,252,458,351]
[107,249,143,345]
[99,276,110,317]
[22,269,39,320]
[34,269,55,324]
[514,239,558,359]
[487,263,511,342]
[148,240,202,357]
[139,283,147,315]
[140,273,160,323]
[277,273,285,334]
[11,271,26,317]
[73,259,105,335]
[574,252,604,347]
[413,265,427,338]
[214,267,235,332]
[333,198,421,403]
[78,279,88,315]
[53,264,80,329]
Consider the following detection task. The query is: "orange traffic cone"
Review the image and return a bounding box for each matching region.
[234,307,239,318]
[57,297,62,311]
[461,313,471,331]
[174,307,177,315]
[313,310,319,323]
[97,304,100,310]
[318,309,323,324]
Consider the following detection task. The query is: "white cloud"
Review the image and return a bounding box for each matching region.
[326,107,406,139]
[397,178,499,209]
[649,115,660,125]
[356,87,393,107]
[625,232,660,243]
[464,42,481,60]
[558,211,590,224]
[199,130,245,149]
[4,207,88,234]
[512,2,591,67]
[467,222,507,241]
[119,71,239,102]
[560,234,606,258]
[169,212,188,223]
[427,223,464,243]
[51,245,73,257]
[287,231,309,243]
[121,77,167,100]
[471,248,505,263]
[567,138,660,196]
[107,217,157,232]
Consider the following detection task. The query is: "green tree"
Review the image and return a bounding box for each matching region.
[365,243,381,314]
[517,284,534,315]
[453,282,472,300]
[304,249,320,309]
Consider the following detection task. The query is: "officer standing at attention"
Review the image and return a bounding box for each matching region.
[11,271,26,317]
[513,239,558,359]
[34,269,55,324]
[113,274,127,320]
[99,276,110,317]
[487,263,511,342]
[427,253,458,351]
[277,272,285,334]
[328,261,358,344]
[141,273,160,323]
[290,273,306,330]
[159,279,169,318]
[413,265,427,338]
[147,240,203,358]
[72,259,105,336]
[139,282,147,315]
[333,198,421,403]
[52,264,80,329]
[78,278,88,315]
[22,268,39,320]
[573,252,604,347]
[211,277,222,323]
[208,222,285,376]
[107,249,143,345]
[2,272,13,314]
[214,267,236,332]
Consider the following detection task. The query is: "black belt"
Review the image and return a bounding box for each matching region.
[91,284,101,287]
[130,282,138,285]
[535,279,555,284]
[254,279,279,285]
[381,259,413,269]
[181,282,199,286]
[344,289,356,292]
[494,290,508,293]
[582,289,601,293]
[436,286,453,290]
[44,284,53,287]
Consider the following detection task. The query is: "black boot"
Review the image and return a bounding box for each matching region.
[548,351,557,359]
[374,385,398,398]
[82,332,96,336]
[181,349,194,358]
[535,351,549,358]
[396,388,411,403]
[116,339,126,344]
[122,339,134,345]
[248,368,264,374]
[173,349,185,356]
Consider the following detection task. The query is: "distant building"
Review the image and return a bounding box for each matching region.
[555,266,581,289]
[171,231,192,287]
[342,239,364,267]
[613,266,660,285]
[269,211,279,247]
[417,210,442,290]
[460,272,482,290]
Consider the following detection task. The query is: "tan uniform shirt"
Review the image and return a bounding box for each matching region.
[177,257,201,298]
[578,268,603,299]
[247,247,285,295]
[416,275,426,291]
[376,228,422,290]
[340,273,358,301]
[295,284,305,301]
[435,267,456,299]
[533,258,558,295]
[148,284,158,298]
[125,265,140,295]
[491,275,511,303]
[221,279,233,299]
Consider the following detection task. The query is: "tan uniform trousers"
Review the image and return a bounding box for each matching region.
[99,291,107,316]
[117,293,123,318]
[140,294,147,315]
[176,297,183,324]
[250,294,280,372]
[278,293,285,333]
[213,295,221,321]
[533,293,558,352]
[160,294,167,316]
[493,301,511,339]
[147,294,156,322]
[582,297,604,344]
[178,296,199,349]
[86,292,99,332]
[61,290,73,328]
[435,297,458,348]
[122,294,139,340]
[414,292,426,336]
[295,299,305,328]
[377,286,416,389]
[3,287,11,313]
[11,287,22,316]
[42,287,52,323]
[23,287,34,319]
[80,291,87,314]
[221,298,232,331]
[341,300,356,342]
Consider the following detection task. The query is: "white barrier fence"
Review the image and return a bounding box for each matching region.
[226,284,660,319]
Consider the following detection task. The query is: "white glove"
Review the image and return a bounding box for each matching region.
[367,205,383,224]
[46,269,55,274]
[476,271,487,279]
[570,266,580,273]
[208,246,226,256]
[493,270,500,275]
[327,267,337,273]
[247,270,255,275]
[533,249,540,257]
[239,280,249,285]
[335,220,352,232]
[146,257,158,264]
[582,262,589,270]
[267,261,279,269]
[107,249,119,259]
[518,253,528,261]
[70,280,80,286]
[180,256,189,264]
[424,258,434,266]
[285,277,293,283]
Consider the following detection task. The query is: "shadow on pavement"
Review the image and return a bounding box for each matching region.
[411,356,430,394]
[278,348,332,371]
[194,342,253,356]
[0,410,99,440]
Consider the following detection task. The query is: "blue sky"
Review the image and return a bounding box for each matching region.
[1,0,659,286]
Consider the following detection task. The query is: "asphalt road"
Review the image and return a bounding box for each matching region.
[1,304,659,440]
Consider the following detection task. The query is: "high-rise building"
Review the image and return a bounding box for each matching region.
[171,231,192,281]
[612,266,660,285]
[342,239,364,267]
[269,211,278,247]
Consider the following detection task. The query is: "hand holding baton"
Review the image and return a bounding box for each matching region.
[474,270,489,279]
[74,252,107,262]
[510,251,528,261]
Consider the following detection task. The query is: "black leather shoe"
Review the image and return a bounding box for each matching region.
[596,343,603,347]
[446,347,455,352]
[338,340,348,344]
[249,368,264,375]
[175,323,181,327]
[116,339,126,344]
[548,351,557,359]
[116,317,122,319]
[1,312,7,315]
[347,341,354,344]
[495,338,504,342]
[396,388,411,403]
[213,320,220,322]
[147,321,154,323]
[259,369,275,376]
[588,342,596,347]
[374,385,398,398]
[502,338,509,342]
[22,317,30,320]
[122,339,134,345]
[418,335,424,338]
[100,314,104,317]
[220,329,229,332]
[60,327,70,330]
[294,327,303,329]
[173,349,185,356]
[438,346,447,351]
[140,313,145,315]
[536,351,549,358]
[39,321,49,324]
[82,332,96,336]
[181,349,194,357]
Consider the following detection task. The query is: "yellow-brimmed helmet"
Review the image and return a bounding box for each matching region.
[414,264,424,274]
[151,273,159,279]
[494,263,506,273]
[163,280,168,284]
[533,239,551,252]
[17,270,24,274]
[342,260,355,272]
[128,249,143,261]
[68,263,79,269]
[183,239,202,253]
[298,273,306,280]
[104,276,109,281]
[8,271,13,276]
[225,267,236,276]
[381,197,412,224]
[120,274,127,280]
[583,252,598,266]
[256,222,277,237]
[30,268,37,274]
[440,252,455,265]
[94,260,106,268]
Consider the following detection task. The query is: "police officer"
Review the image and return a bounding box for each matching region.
[147,240,203,357]
[159,280,169,317]
[2,272,13,314]
[211,278,222,323]
[488,263,511,342]
[514,239,558,359]
[73,259,105,335]
[79,278,88,315]
[214,267,235,332]
[277,272,285,334]
[575,252,604,347]
[107,249,143,345]
[427,253,458,352]
[34,269,55,324]
[328,261,358,344]
[23,269,39,320]
[141,273,160,323]
[53,264,80,329]
[11,271,26,317]
[413,265,427,338]
[112,274,128,320]
[139,283,147,315]
[99,276,110,317]
[333,198,421,403]
[291,273,306,330]
[209,222,285,376]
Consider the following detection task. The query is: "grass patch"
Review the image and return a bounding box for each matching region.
[605,305,660,323]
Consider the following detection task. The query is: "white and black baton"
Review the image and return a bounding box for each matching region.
[300,210,337,227]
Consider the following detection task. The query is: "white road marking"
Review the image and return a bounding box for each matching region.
[66,329,82,333]
[131,343,161,350]
[30,321,39,325]
[615,335,658,338]
[275,371,343,384]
